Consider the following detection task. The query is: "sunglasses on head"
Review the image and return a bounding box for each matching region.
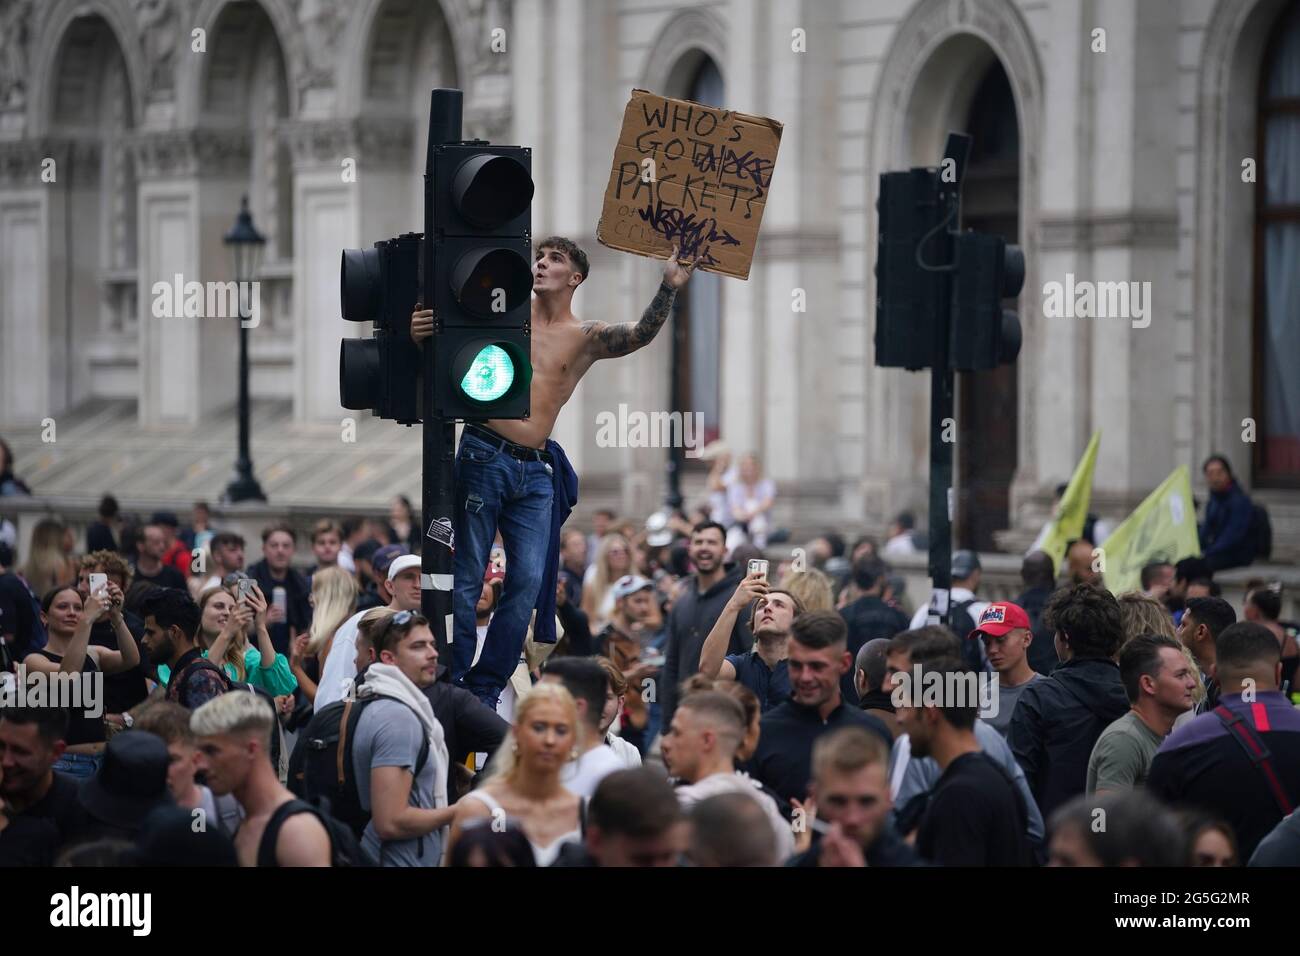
[374,609,427,646]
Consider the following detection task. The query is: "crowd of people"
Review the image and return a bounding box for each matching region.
[0,443,1297,869]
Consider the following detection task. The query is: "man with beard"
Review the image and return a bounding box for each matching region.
[139,588,230,710]
[661,522,752,729]
[698,572,801,713]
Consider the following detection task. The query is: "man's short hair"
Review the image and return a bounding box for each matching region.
[311,519,341,543]
[542,657,607,728]
[812,725,889,783]
[134,701,198,746]
[260,521,296,545]
[712,680,760,729]
[370,610,429,658]
[905,655,980,730]
[688,793,776,867]
[97,494,120,520]
[139,588,201,642]
[535,236,589,280]
[1202,454,1233,477]
[191,690,275,745]
[1246,585,1283,621]
[690,521,727,543]
[1184,596,1236,642]
[1140,562,1174,590]
[677,691,746,747]
[588,768,683,838]
[1021,551,1055,588]
[887,626,961,665]
[790,610,848,651]
[1049,791,1187,866]
[0,706,69,745]
[79,549,132,585]
[851,554,887,591]
[894,512,915,531]
[855,638,892,692]
[210,530,245,551]
[1174,557,1212,584]
[1118,634,1183,704]
[1043,583,1124,659]
[340,516,365,539]
[1215,622,1282,676]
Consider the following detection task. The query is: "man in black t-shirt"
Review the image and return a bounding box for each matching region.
[133,524,188,590]
[0,708,87,847]
[897,655,1032,866]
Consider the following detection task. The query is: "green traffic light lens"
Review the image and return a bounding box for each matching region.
[460,345,516,402]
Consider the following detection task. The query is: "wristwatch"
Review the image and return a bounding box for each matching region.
[121,712,134,729]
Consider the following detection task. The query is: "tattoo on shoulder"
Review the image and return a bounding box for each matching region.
[583,283,676,358]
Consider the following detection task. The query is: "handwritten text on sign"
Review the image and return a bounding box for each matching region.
[597,90,783,280]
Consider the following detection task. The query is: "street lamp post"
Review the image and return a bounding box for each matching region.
[222,196,267,504]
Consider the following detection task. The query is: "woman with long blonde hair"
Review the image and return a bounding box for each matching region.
[447,682,583,866]
[22,518,76,595]
[290,566,358,703]
[582,532,631,627]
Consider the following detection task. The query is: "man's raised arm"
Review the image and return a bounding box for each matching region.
[582,244,697,360]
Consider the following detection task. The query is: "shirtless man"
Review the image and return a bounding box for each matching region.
[192,690,332,867]
[412,237,696,707]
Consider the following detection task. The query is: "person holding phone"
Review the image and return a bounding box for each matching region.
[698,570,803,714]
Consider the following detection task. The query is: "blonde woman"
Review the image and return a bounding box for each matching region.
[778,568,834,613]
[290,566,358,703]
[582,532,631,627]
[448,682,583,866]
[22,518,77,596]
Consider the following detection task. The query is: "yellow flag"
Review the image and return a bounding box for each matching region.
[1100,465,1201,596]
[1031,431,1101,574]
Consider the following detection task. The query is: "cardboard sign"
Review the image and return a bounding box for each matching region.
[597,89,782,280]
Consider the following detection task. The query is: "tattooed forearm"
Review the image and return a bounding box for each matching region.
[583,282,676,359]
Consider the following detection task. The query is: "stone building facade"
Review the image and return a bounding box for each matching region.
[1,0,1297,560]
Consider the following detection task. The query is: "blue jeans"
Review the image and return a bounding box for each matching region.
[54,752,102,779]
[452,430,554,707]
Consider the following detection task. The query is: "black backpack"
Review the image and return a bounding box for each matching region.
[1252,503,1273,561]
[288,693,430,839]
[174,658,285,776]
[256,798,376,867]
[949,599,983,671]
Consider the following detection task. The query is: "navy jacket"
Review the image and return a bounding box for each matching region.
[532,439,578,645]
[1199,481,1256,569]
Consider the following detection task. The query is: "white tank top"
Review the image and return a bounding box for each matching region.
[462,789,582,867]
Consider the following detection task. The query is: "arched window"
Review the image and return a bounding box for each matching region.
[1254,2,1300,484]
[674,56,724,452]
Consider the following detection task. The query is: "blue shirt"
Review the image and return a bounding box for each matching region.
[725,651,790,713]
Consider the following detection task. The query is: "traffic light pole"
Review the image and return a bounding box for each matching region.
[421,89,464,660]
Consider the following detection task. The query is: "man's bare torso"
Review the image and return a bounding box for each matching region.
[484,303,597,449]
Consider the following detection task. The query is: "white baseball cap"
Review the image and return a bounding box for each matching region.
[387,554,422,581]
[612,574,653,600]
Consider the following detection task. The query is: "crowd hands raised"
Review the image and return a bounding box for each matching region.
[1,477,1299,869]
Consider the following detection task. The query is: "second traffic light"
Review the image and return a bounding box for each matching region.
[429,144,535,420]
[950,232,1024,371]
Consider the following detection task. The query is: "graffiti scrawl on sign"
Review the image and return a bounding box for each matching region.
[597,89,782,280]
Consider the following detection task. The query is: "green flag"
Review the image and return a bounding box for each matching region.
[1100,465,1202,596]
[1030,431,1101,574]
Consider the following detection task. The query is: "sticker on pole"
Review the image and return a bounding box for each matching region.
[427,517,455,553]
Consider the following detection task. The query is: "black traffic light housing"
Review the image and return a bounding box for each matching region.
[339,232,422,424]
[950,233,1025,370]
[429,142,535,420]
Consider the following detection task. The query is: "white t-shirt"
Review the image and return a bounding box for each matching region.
[314,608,368,711]
[605,732,642,769]
[908,587,988,632]
[560,744,626,798]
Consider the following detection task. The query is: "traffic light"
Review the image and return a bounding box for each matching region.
[950,232,1025,370]
[874,168,953,371]
[429,144,535,420]
[339,233,423,424]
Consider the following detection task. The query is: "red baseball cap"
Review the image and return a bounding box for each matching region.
[969,601,1031,640]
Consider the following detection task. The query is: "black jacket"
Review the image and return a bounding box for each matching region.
[1199,481,1256,571]
[838,595,910,705]
[785,824,924,867]
[1008,656,1128,818]
[1014,585,1058,676]
[421,668,509,796]
[661,564,753,726]
[246,559,312,656]
[745,699,893,811]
